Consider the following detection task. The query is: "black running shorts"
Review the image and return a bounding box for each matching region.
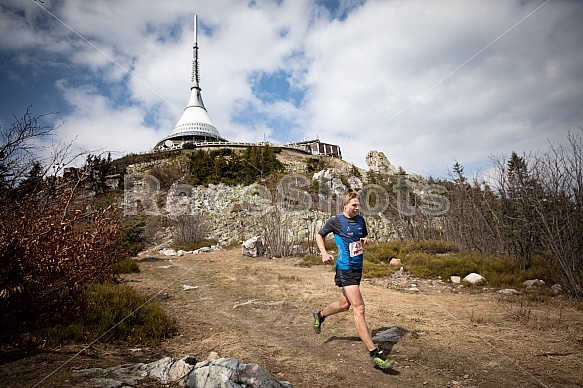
[334,268,363,287]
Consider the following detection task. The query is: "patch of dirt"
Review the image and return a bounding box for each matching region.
[2,248,582,387]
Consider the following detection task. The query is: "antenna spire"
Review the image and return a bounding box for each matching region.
[192,15,200,88]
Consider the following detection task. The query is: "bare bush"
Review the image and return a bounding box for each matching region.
[143,215,173,245]
[0,109,128,332]
[171,214,210,245]
[149,159,187,190]
[439,129,583,298]
[524,131,583,298]
[0,108,54,191]
[260,208,303,258]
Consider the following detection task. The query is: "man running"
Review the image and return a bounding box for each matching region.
[313,188,394,369]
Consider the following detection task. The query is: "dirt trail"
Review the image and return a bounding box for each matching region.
[2,247,582,387]
[129,248,582,388]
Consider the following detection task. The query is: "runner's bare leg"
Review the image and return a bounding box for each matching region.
[342,285,376,351]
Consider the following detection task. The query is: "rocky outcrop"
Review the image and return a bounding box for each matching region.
[365,150,398,175]
[122,147,414,249]
[124,178,404,247]
[74,356,292,387]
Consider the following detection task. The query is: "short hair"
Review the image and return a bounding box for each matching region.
[341,188,359,206]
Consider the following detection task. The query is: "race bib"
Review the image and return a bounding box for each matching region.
[349,240,363,257]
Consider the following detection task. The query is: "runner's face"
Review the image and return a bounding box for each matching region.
[343,198,359,218]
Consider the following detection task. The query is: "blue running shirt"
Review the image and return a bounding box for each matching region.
[318,214,368,270]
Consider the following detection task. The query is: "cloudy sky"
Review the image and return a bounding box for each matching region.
[1,0,582,178]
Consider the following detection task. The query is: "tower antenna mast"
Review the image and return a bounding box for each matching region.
[192,15,200,87]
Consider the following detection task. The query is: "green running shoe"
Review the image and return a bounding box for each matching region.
[371,349,395,369]
[313,310,323,334]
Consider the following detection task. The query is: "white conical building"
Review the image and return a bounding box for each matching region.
[155,15,226,150]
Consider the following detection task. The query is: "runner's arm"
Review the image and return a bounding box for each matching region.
[316,234,334,265]
[316,217,339,265]
[360,217,371,245]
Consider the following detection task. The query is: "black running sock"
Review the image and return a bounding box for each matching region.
[317,311,325,322]
[369,349,378,357]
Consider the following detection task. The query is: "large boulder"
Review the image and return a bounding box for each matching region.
[365,150,398,175]
[242,236,266,257]
[463,272,486,285]
[189,358,292,387]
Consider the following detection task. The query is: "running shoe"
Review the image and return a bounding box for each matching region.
[313,309,323,334]
[371,349,395,369]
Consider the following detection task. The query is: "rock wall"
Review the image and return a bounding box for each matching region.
[124,172,404,251]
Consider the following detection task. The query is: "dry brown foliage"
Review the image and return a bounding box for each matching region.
[0,192,127,332]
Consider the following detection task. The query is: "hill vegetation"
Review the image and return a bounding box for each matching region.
[0,110,174,345]
[188,146,284,186]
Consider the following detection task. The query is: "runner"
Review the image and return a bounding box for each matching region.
[313,188,395,369]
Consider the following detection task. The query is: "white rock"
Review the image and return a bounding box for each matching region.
[389,258,402,266]
[312,169,335,181]
[498,289,519,295]
[242,236,266,257]
[182,285,199,291]
[522,279,546,288]
[450,276,461,284]
[463,273,486,284]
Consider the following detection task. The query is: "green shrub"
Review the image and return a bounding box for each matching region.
[298,254,324,267]
[42,283,177,345]
[360,240,556,290]
[172,239,218,252]
[120,215,146,257]
[113,258,140,274]
[406,239,459,254]
[306,157,326,173]
[364,240,405,263]
[363,260,393,277]
[404,251,480,279]
[189,146,284,186]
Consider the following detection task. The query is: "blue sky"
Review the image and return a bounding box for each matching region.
[1,0,582,179]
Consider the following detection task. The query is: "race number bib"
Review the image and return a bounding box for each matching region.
[349,240,363,257]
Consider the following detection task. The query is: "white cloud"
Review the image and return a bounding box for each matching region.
[53,81,160,158]
[1,0,581,178]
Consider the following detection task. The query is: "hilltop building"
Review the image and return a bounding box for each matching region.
[153,16,341,160]
[290,139,342,159]
[154,15,227,150]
